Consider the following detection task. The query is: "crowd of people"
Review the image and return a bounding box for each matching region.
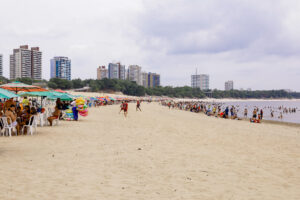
[161,100,298,123]
[0,97,82,136]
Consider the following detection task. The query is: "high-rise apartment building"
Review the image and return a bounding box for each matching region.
[0,54,3,77]
[128,65,142,85]
[108,63,119,79]
[225,80,234,91]
[191,74,209,90]
[9,45,42,80]
[97,66,108,80]
[119,64,126,80]
[50,57,71,80]
[148,72,160,88]
[141,72,149,88]
[108,62,126,80]
[31,47,42,80]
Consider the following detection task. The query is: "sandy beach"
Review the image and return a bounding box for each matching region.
[0,102,299,200]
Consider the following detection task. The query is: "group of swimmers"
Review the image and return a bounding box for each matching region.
[162,100,299,123]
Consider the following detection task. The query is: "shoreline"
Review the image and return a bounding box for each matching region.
[260,119,300,128]
[175,98,300,102]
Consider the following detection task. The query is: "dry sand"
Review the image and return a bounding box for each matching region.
[0,103,299,200]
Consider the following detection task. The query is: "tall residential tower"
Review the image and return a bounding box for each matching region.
[97,66,108,80]
[128,65,142,85]
[225,80,234,91]
[50,57,71,80]
[191,74,209,90]
[108,62,126,80]
[9,45,42,80]
[148,72,160,88]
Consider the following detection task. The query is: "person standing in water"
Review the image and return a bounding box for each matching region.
[136,100,141,111]
[244,108,248,118]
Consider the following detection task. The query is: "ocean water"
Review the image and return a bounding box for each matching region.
[218,100,300,124]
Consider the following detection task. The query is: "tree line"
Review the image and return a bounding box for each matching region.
[0,76,299,99]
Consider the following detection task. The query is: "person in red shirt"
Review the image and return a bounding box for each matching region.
[119,101,128,117]
[123,101,128,117]
[136,100,141,111]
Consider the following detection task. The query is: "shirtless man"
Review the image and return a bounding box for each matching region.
[4,98,16,112]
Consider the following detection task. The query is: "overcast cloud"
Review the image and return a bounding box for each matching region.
[0,0,300,91]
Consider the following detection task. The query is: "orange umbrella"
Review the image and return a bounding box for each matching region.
[54,89,68,93]
[0,81,48,94]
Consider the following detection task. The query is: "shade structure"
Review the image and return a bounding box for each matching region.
[20,91,53,97]
[0,88,20,99]
[0,82,48,93]
[54,89,68,93]
[20,91,74,101]
[48,91,74,101]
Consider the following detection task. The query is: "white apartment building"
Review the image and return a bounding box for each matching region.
[108,63,119,79]
[191,74,209,90]
[225,80,234,91]
[31,47,42,80]
[141,72,149,88]
[119,64,126,80]
[10,45,42,80]
[128,65,142,85]
[108,62,126,80]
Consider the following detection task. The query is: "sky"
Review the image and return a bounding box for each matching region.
[0,0,300,91]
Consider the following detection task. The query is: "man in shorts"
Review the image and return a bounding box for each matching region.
[123,101,128,117]
[136,100,141,111]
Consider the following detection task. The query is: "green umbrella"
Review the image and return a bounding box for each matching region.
[0,88,20,99]
[20,91,53,97]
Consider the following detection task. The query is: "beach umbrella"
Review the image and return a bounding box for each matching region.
[54,89,68,93]
[47,91,74,101]
[20,91,73,101]
[109,97,116,101]
[0,88,20,99]
[20,91,53,97]
[0,81,48,94]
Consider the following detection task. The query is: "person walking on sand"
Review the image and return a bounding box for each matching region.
[119,101,124,114]
[136,100,141,111]
[122,101,128,117]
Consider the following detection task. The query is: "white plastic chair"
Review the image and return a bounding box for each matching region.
[1,117,17,137]
[52,117,59,126]
[46,114,59,126]
[37,112,47,127]
[22,115,37,136]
